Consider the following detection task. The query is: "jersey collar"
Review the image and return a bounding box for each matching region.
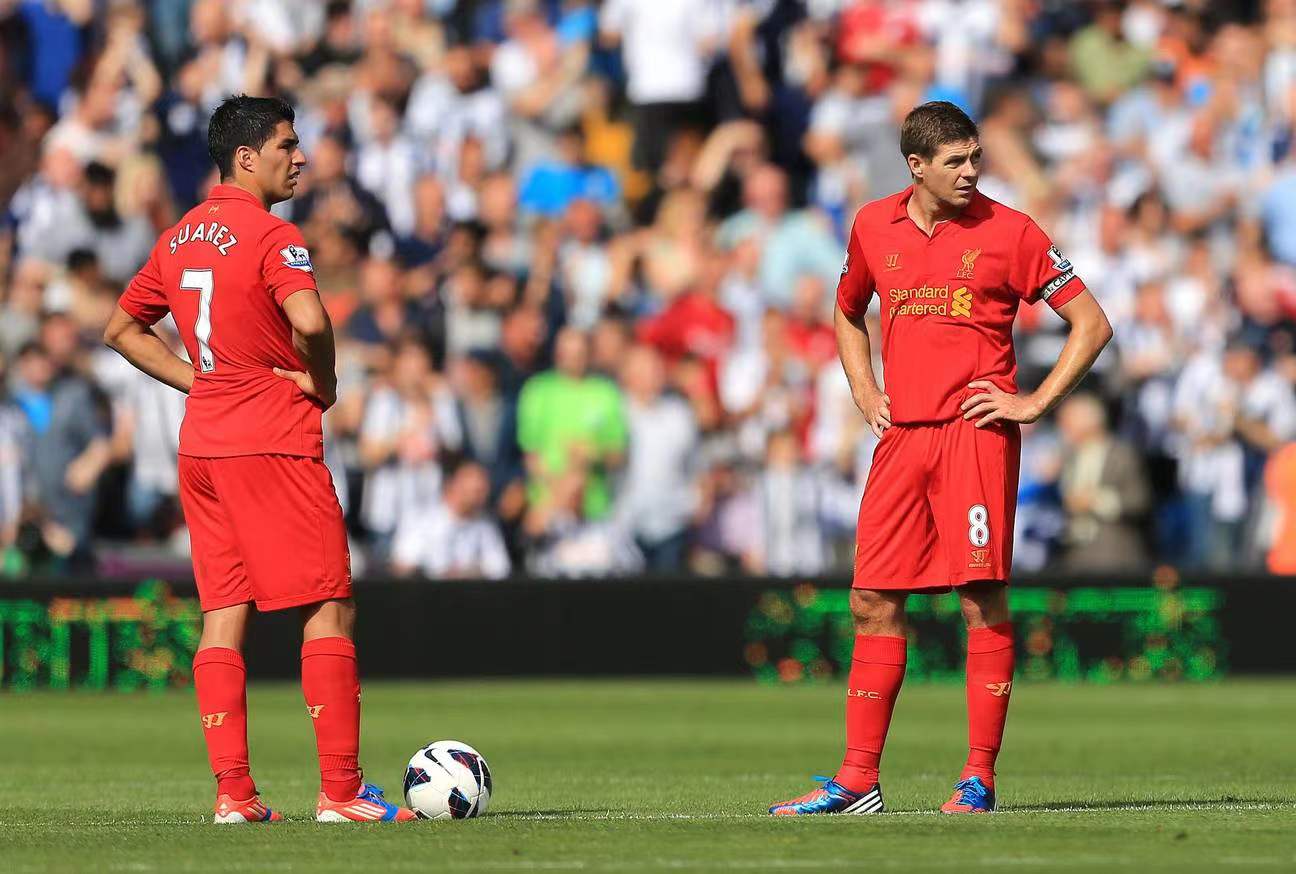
[208,183,267,209]
[889,185,993,225]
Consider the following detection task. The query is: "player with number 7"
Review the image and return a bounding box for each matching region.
[103,95,415,824]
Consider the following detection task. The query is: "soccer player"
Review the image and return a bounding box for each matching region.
[768,102,1113,815]
[104,96,415,823]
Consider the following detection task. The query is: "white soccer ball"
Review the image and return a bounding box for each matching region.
[403,740,492,820]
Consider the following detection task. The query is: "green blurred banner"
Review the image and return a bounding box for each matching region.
[0,580,200,690]
[744,584,1223,684]
[0,574,1290,690]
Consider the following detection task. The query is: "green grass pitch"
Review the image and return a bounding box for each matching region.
[2,679,1294,872]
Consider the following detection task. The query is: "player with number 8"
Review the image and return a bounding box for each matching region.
[769,102,1113,817]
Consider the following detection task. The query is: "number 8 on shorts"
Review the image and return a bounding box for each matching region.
[968,504,990,547]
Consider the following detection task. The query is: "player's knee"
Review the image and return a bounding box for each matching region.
[302,597,356,640]
[959,580,1009,628]
[199,603,251,650]
[849,589,906,635]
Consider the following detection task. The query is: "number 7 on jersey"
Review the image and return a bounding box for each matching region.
[181,268,216,372]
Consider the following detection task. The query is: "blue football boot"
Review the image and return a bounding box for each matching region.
[940,776,996,813]
[769,776,885,815]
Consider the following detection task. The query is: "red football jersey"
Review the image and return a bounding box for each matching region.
[836,187,1087,424]
[118,184,324,458]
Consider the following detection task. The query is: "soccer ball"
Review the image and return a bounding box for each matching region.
[403,740,493,820]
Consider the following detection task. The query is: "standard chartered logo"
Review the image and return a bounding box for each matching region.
[951,286,973,317]
[888,285,973,318]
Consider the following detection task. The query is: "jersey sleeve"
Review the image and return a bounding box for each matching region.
[835,213,874,320]
[1011,219,1087,309]
[260,222,319,306]
[118,247,170,326]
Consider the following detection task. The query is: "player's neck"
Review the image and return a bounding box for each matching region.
[906,186,964,237]
[220,177,272,210]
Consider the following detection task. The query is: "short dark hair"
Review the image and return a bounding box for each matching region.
[84,161,115,187]
[66,248,98,272]
[900,101,978,162]
[207,95,295,179]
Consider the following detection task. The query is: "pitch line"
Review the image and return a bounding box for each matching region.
[1,800,1288,830]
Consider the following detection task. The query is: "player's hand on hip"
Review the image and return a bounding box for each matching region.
[854,388,892,438]
[961,380,1041,428]
[272,367,337,410]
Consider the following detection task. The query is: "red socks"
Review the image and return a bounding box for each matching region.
[962,623,1014,784]
[836,634,907,793]
[193,647,256,801]
[195,638,363,803]
[833,624,1012,792]
[301,636,363,803]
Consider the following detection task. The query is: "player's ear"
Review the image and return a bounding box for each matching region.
[236,144,256,175]
[907,153,924,181]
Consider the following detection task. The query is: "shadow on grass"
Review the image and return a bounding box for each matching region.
[490,809,621,819]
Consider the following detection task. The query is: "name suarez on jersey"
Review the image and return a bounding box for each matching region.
[168,220,238,256]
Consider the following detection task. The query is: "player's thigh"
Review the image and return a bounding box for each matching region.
[853,426,942,589]
[177,455,253,612]
[931,420,1020,583]
[211,454,352,612]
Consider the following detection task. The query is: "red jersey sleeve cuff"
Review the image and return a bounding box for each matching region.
[118,296,164,326]
[836,287,870,321]
[274,286,317,306]
[1044,277,1086,310]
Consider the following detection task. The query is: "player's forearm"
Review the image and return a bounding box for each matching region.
[1027,319,1112,420]
[834,305,882,400]
[291,324,338,405]
[105,327,194,394]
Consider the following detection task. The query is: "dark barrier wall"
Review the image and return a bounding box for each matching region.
[1,575,1294,688]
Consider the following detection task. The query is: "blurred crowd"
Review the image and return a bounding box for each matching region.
[2,0,1296,580]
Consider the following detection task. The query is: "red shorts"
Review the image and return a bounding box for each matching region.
[178,454,352,612]
[853,419,1020,593]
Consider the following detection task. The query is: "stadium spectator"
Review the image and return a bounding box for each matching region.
[599,0,722,171]
[395,175,450,270]
[37,161,155,284]
[557,198,615,330]
[407,44,510,176]
[517,326,626,522]
[390,461,511,580]
[10,341,110,569]
[449,350,524,509]
[746,429,837,577]
[523,465,644,578]
[492,0,587,176]
[716,163,842,307]
[1069,0,1153,105]
[615,344,699,571]
[519,125,618,219]
[18,0,93,108]
[494,304,548,398]
[1170,346,1250,570]
[91,317,186,537]
[355,96,424,236]
[1056,393,1151,570]
[357,337,462,555]
[721,309,811,462]
[0,260,49,359]
[344,256,433,367]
